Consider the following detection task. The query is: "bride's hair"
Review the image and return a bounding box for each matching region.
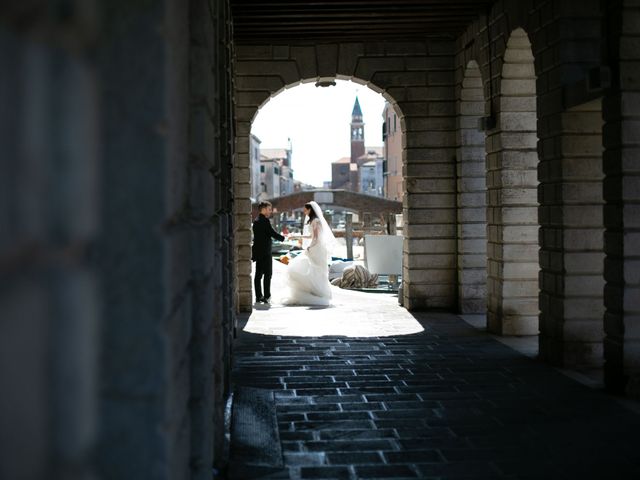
[305,203,317,224]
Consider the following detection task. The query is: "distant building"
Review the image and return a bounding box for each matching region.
[331,156,351,190]
[250,134,262,200]
[350,96,365,164]
[359,151,385,197]
[294,180,317,192]
[259,157,281,199]
[258,146,295,199]
[331,96,384,194]
[383,102,402,201]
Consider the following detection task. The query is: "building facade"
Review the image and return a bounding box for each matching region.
[259,147,294,199]
[250,134,262,200]
[359,158,384,196]
[383,102,403,201]
[331,97,384,193]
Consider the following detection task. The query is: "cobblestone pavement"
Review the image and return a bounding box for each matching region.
[232,267,640,479]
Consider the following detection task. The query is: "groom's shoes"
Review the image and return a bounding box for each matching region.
[262,297,271,304]
[255,296,264,304]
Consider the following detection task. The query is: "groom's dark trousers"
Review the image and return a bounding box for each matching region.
[252,214,285,301]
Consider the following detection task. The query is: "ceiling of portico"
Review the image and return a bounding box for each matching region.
[231,0,496,44]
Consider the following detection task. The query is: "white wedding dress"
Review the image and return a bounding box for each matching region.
[282,203,334,306]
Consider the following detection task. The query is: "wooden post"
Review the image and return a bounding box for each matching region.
[345,213,353,260]
[388,212,397,235]
[324,211,332,227]
[362,212,371,233]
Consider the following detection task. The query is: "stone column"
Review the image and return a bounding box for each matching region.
[402,43,458,310]
[0,4,100,479]
[95,1,209,477]
[603,0,640,393]
[187,0,235,476]
[486,28,539,335]
[456,60,488,313]
[539,99,605,369]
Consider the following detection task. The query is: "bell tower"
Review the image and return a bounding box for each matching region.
[350,96,365,163]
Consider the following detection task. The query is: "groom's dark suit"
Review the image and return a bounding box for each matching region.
[252,214,285,302]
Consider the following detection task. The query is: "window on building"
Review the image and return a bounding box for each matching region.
[274,167,279,174]
[393,114,397,132]
[261,182,267,192]
[260,165,265,173]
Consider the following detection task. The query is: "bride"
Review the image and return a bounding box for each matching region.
[282,201,335,306]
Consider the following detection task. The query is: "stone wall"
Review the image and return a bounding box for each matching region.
[233,41,459,312]
[0,3,100,478]
[0,1,235,478]
[603,0,640,393]
[456,0,609,358]
[455,60,488,313]
[96,1,235,477]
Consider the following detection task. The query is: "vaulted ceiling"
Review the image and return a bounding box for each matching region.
[230,0,495,44]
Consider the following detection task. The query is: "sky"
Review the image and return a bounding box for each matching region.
[251,80,387,187]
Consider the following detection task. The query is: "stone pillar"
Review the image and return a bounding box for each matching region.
[539,99,605,369]
[486,28,539,335]
[188,0,235,476]
[0,5,100,479]
[456,60,487,313]
[96,2,185,477]
[402,44,458,310]
[345,213,354,259]
[603,0,640,393]
[95,1,237,476]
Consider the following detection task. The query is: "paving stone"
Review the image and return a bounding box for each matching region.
[383,450,444,463]
[355,465,419,478]
[305,439,397,452]
[299,466,351,479]
[318,429,397,440]
[283,452,325,466]
[306,412,372,421]
[232,308,640,479]
[325,452,384,465]
[280,431,316,441]
[340,402,384,411]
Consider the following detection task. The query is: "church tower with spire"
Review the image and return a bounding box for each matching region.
[350,96,365,163]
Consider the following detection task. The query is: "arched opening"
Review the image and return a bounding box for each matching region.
[456,60,487,315]
[238,79,419,335]
[486,28,540,335]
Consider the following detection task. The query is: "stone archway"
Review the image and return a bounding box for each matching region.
[456,60,487,314]
[233,41,460,313]
[486,28,540,335]
[235,77,403,311]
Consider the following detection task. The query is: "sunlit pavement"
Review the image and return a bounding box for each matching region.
[244,261,423,338]
[232,261,640,479]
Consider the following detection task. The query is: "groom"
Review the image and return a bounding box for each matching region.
[252,201,285,304]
